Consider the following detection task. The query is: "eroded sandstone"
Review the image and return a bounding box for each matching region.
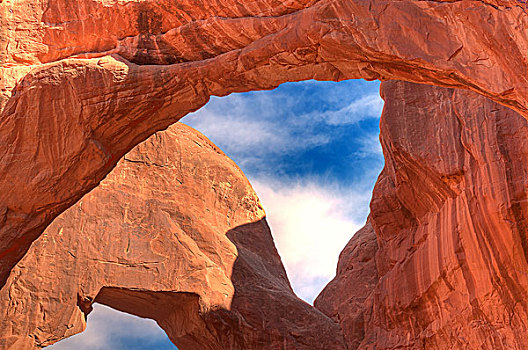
[0,123,345,349]
[316,80,528,349]
[1,0,527,286]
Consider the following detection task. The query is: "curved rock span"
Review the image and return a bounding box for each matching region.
[316,80,528,349]
[0,123,345,349]
[2,1,528,349]
[0,0,527,285]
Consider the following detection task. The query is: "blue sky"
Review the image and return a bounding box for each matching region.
[50,79,384,349]
[186,80,383,187]
[184,79,384,301]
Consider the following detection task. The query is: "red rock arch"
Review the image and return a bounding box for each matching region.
[0,0,526,297]
[0,124,345,349]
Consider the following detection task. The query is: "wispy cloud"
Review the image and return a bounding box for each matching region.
[355,132,383,158]
[183,80,384,177]
[185,103,331,156]
[48,304,176,350]
[185,91,383,156]
[300,93,384,126]
[183,80,384,304]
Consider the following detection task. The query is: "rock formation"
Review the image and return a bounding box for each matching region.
[316,223,379,349]
[0,123,345,349]
[6,79,528,349]
[316,80,528,349]
[0,0,527,286]
[2,0,528,348]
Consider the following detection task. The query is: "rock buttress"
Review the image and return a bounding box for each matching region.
[315,80,528,349]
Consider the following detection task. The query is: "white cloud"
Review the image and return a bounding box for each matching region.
[183,89,384,162]
[48,304,175,350]
[298,93,384,126]
[183,92,334,160]
[251,178,372,303]
[184,108,330,156]
[355,132,383,158]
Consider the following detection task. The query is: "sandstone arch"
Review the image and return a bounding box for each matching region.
[0,123,345,349]
[0,0,527,286]
[5,79,528,349]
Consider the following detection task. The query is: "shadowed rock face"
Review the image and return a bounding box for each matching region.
[315,80,528,349]
[0,123,345,350]
[0,0,527,285]
[316,222,379,350]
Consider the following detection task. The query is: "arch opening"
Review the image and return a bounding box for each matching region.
[48,302,178,350]
[182,79,385,303]
[2,79,383,349]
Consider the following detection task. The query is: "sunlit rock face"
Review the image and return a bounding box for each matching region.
[0,123,345,350]
[315,80,528,349]
[0,0,527,286]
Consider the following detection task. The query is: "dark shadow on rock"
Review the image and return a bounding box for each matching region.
[93,219,347,350]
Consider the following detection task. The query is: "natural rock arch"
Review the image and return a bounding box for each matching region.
[4,79,528,349]
[0,124,345,349]
[0,0,526,286]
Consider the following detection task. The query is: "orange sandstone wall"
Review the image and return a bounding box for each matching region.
[316,80,528,349]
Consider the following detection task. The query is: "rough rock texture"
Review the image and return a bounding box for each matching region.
[0,123,345,350]
[315,80,528,349]
[0,0,527,286]
[315,222,379,350]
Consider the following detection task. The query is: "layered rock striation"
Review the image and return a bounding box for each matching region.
[1,0,527,285]
[0,123,345,350]
[316,80,528,349]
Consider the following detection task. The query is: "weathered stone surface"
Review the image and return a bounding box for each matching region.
[0,0,527,286]
[0,123,345,350]
[315,222,379,349]
[315,80,528,349]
